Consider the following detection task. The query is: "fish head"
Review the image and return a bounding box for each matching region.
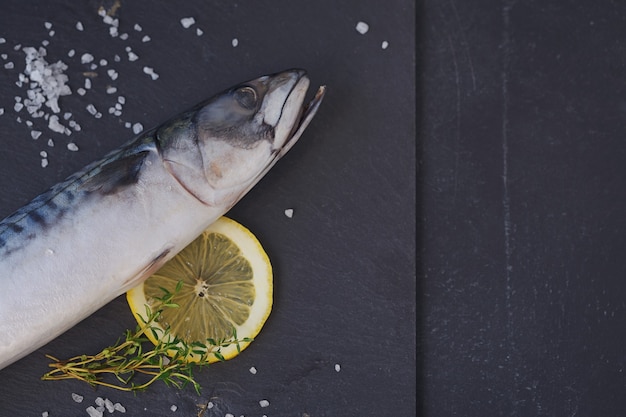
[157,69,325,207]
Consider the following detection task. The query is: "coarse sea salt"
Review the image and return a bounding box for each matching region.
[249,366,257,374]
[142,35,151,42]
[132,122,143,134]
[81,53,94,64]
[231,38,239,47]
[67,143,79,151]
[284,208,294,218]
[86,406,103,417]
[335,363,341,372]
[356,21,369,34]
[382,41,389,49]
[259,400,270,408]
[170,405,178,412]
[180,17,196,28]
[76,21,84,31]
[143,66,159,80]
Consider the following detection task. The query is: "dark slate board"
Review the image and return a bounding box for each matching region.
[0,1,416,416]
[423,1,626,416]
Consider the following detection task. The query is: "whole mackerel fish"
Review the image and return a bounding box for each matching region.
[0,69,325,371]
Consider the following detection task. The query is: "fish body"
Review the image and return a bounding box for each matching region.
[0,69,325,370]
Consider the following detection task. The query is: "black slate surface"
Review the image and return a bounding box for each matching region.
[0,1,416,416]
[423,1,626,416]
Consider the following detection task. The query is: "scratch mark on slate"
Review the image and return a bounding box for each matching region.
[447,34,462,204]
[501,0,519,410]
[449,0,477,91]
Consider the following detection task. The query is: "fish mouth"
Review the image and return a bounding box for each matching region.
[277,77,326,158]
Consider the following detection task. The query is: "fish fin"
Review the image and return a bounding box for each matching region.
[122,247,173,291]
[79,151,150,195]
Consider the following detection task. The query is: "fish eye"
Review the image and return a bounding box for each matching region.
[234,86,258,110]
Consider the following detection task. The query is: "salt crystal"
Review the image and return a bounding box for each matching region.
[26,120,33,127]
[4,62,14,69]
[207,402,214,409]
[67,143,79,151]
[196,28,203,36]
[120,33,129,40]
[142,35,151,42]
[90,63,98,70]
[99,59,107,66]
[231,38,239,47]
[106,86,117,94]
[48,115,65,133]
[114,110,122,116]
[180,17,196,28]
[14,102,24,112]
[31,130,42,139]
[84,78,92,89]
[77,88,86,96]
[0,38,5,44]
[42,411,49,417]
[40,150,47,158]
[13,43,21,51]
[47,138,54,147]
[115,103,123,110]
[259,400,270,408]
[98,8,106,17]
[225,414,234,417]
[132,122,143,134]
[335,363,341,372]
[95,112,102,118]
[63,112,72,120]
[68,49,75,57]
[113,403,126,413]
[104,398,115,413]
[249,366,257,374]
[355,21,369,34]
[81,53,94,64]
[284,208,294,218]
[86,406,103,417]
[0,108,4,115]
[134,23,143,31]
[382,41,389,49]
[76,21,84,31]
[95,397,105,406]
[128,52,139,61]
[42,40,50,46]
[117,96,126,104]
[109,27,118,37]
[114,54,121,62]
[107,69,118,80]
[44,22,52,29]
[1,54,7,59]
[124,121,132,128]
[48,30,55,37]
[86,104,98,115]
[143,66,159,80]
[170,405,178,412]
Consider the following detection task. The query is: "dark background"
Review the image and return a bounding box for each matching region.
[423,1,626,416]
[0,1,415,416]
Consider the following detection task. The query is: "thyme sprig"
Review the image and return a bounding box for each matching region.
[42,282,252,393]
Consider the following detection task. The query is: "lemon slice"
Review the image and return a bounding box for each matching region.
[126,216,272,363]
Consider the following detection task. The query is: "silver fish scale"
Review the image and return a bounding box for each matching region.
[0,134,157,255]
